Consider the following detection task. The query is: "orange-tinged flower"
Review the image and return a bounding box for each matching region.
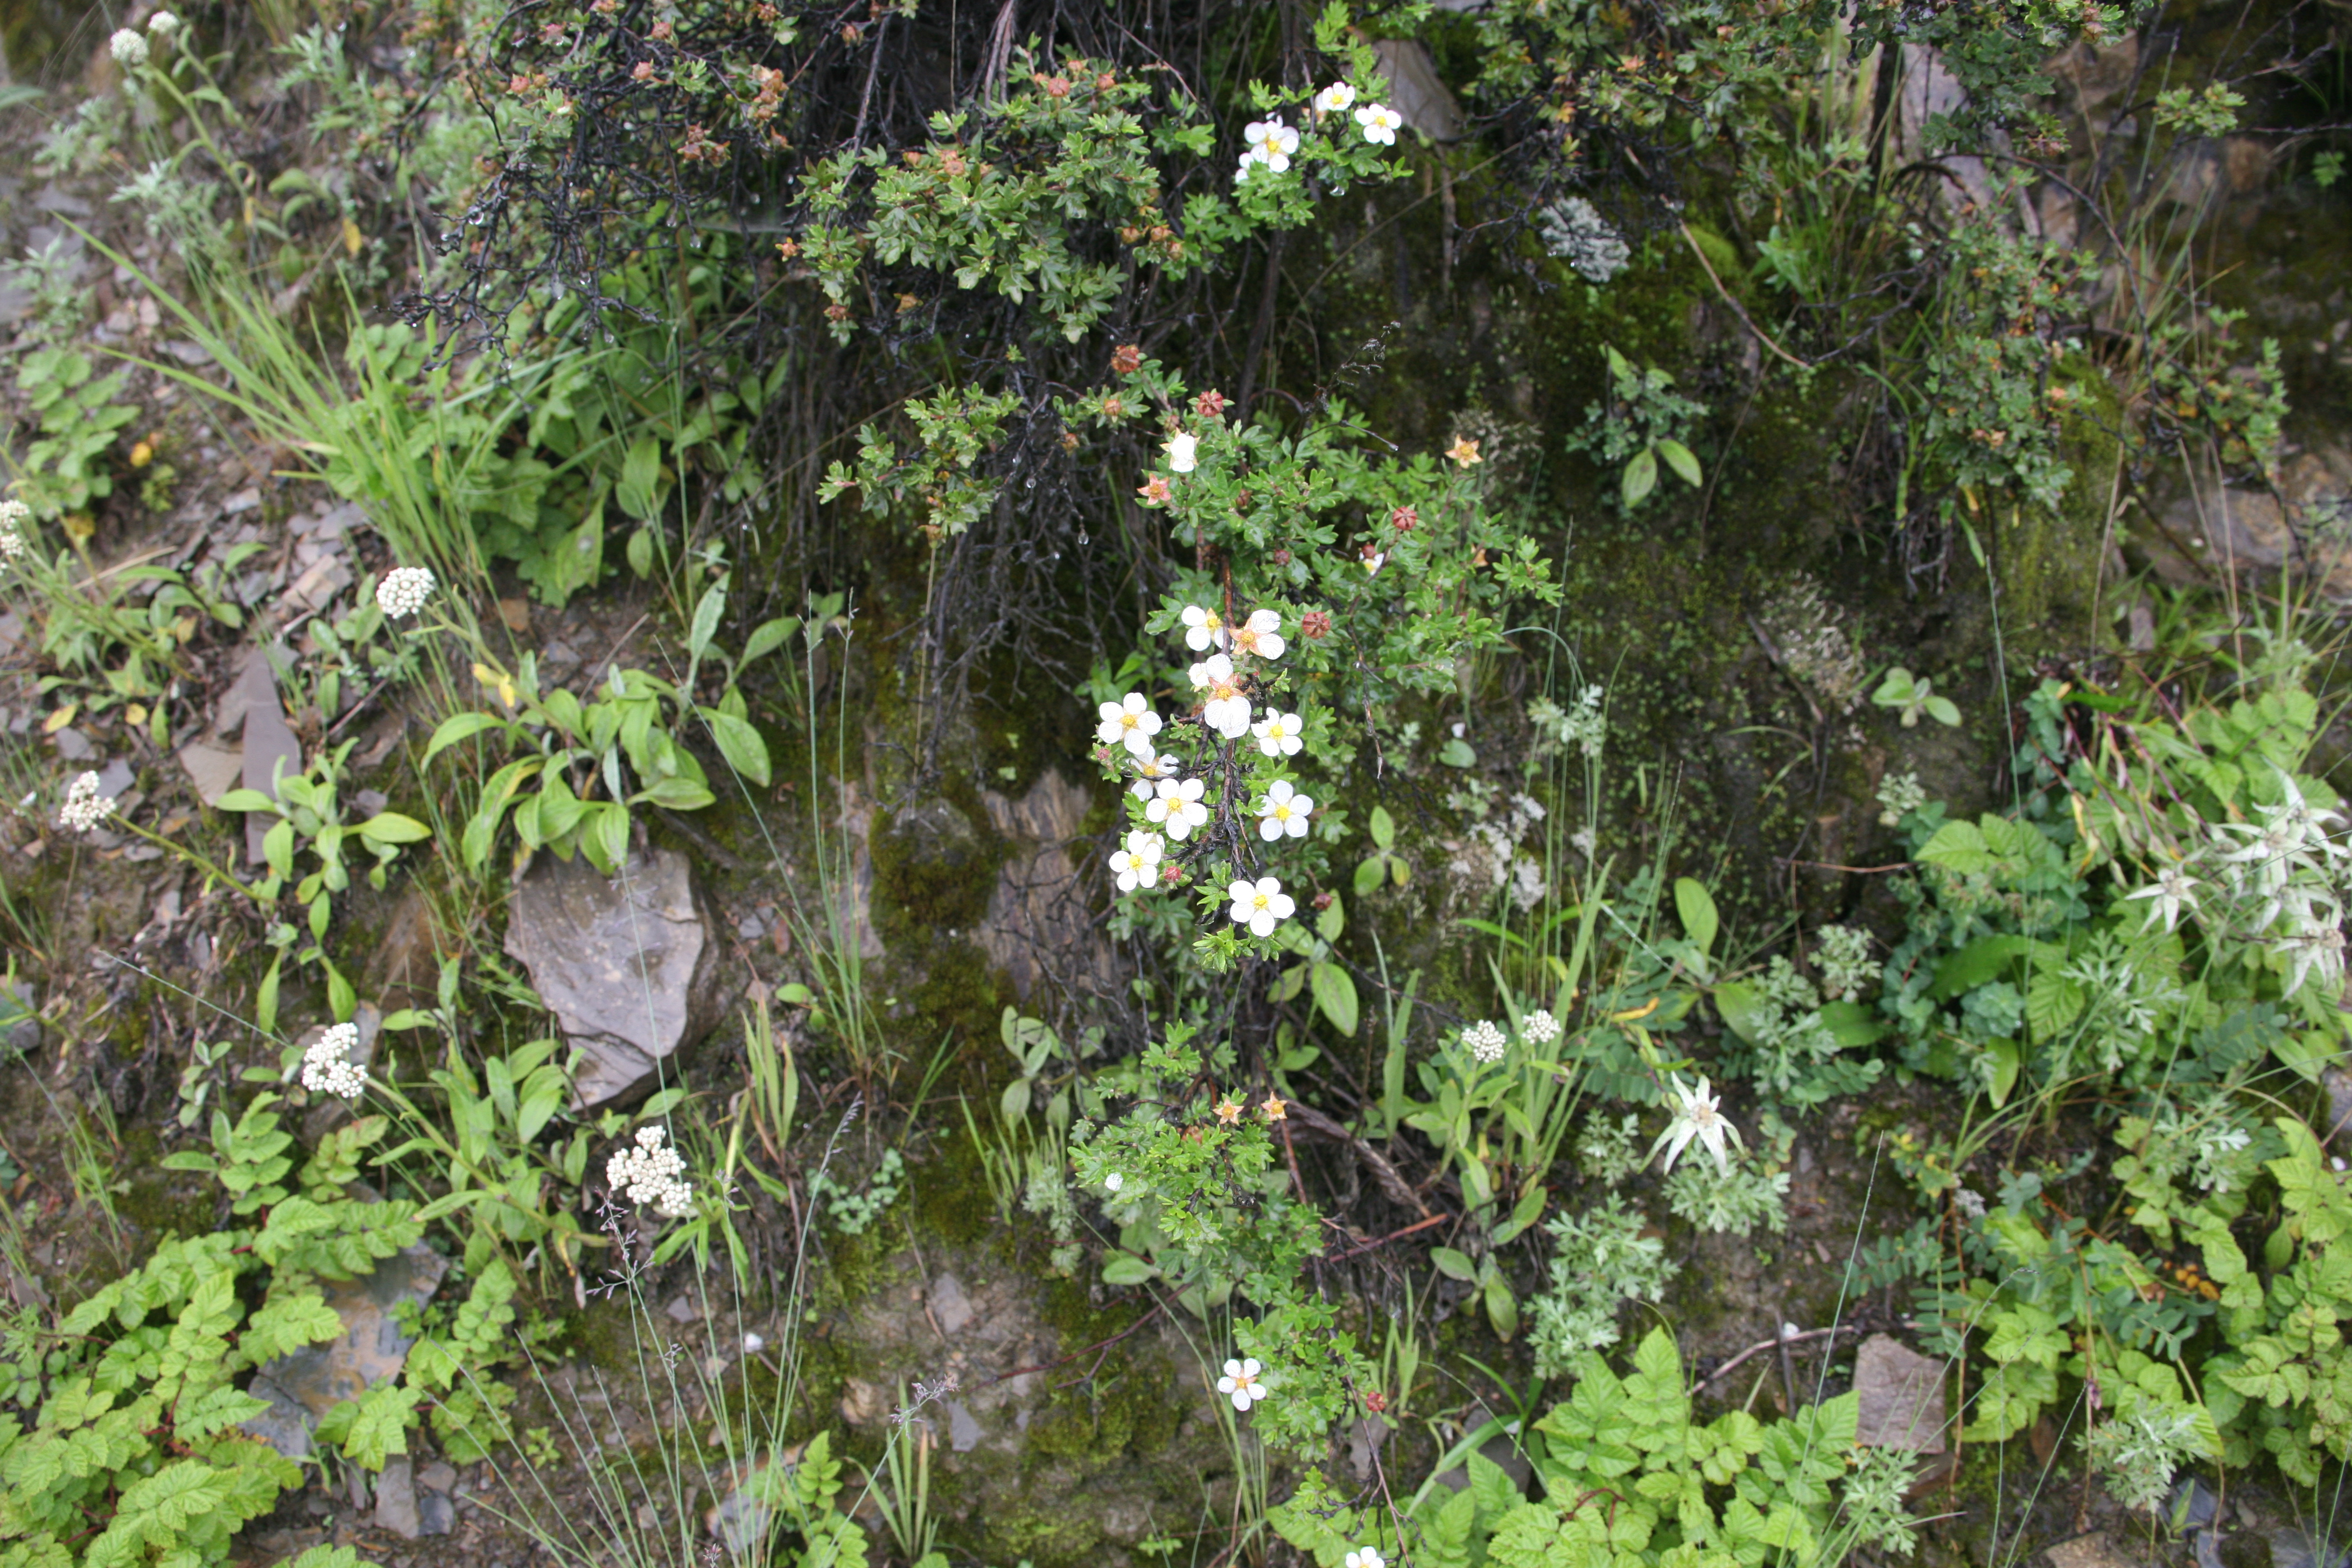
[1137,474,1172,505]
[1446,436,1483,466]
[1215,1096,1244,1124]
[1262,1094,1288,1122]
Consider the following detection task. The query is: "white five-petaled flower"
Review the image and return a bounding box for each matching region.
[300,1022,368,1099]
[1227,875,1294,937]
[1462,1020,1507,1063]
[1355,102,1404,145]
[1243,117,1299,172]
[110,27,149,67]
[1096,691,1164,759]
[1105,1171,1124,1193]
[1181,604,1226,651]
[1313,82,1357,117]
[1165,431,1198,473]
[1650,1074,1744,1175]
[2125,865,2201,933]
[1522,1008,1561,1046]
[1217,1356,1269,1411]
[376,566,436,620]
[1345,1551,1386,1568]
[1252,710,1303,758]
[1258,780,1314,842]
[1234,152,1259,186]
[1147,776,1210,840]
[1362,551,1387,576]
[1230,608,1285,661]
[1130,751,1182,800]
[1189,653,1251,739]
[58,771,114,834]
[608,1124,694,1218]
[1110,829,1165,892]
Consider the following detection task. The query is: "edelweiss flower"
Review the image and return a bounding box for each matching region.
[1096,692,1164,759]
[1462,1020,1507,1063]
[1216,1356,1269,1411]
[1181,603,1227,652]
[1110,829,1164,892]
[1165,431,1198,473]
[300,1022,368,1099]
[1230,608,1285,661]
[1147,776,1209,840]
[1227,875,1294,937]
[1130,751,1182,800]
[2125,865,2200,933]
[1189,653,1251,739]
[1345,1551,1386,1568]
[608,1125,694,1219]
[1313,82,1357,117]
[1257,779,1314,841]
[1522,1009,1561,1045]
[1650,1074,1743,1175]
[2278,922,2346,998]
[1354,102,1403,145]
[376,566,436,620]
[1243,118,1300,172]
[110,27,149,67]
[1251,710,1304,758]
[58,771,114,834]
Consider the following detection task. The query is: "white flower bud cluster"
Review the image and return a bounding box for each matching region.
[608,1125,694,1218]
[1522,1009,1561,1045]
[375,567,436,620]
[111,27,150,68]
[1462,1019,1508,1063]
[300,1022,368,1098]
[0,499,29,562]
[59,771,114,834]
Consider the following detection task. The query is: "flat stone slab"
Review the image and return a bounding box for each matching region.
[1854,1333,1947,1452]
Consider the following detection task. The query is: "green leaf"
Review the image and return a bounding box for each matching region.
[1430,1247,1479,1283]
[255,956,282,1038]
[1930,934,2034,1000]
[1438,738,1477,768]
[1655,438,1702,488]
[1484,1272,1519,1339]
[617,436,663,520]
[688,582,726,662]
[1354,857,1385,899]
[1673,877,1718,957]
[741,615,802,667]
[1983,1037,2022,1108]
[697,707,772,788]
[1368,805,1396,850]
[215,788,284,814]
[353,811,431,844]
[1622,446,1659,507]
[1924,694,1963,727]
[1100,1252,1158,1286]
[422,711,508,764]
[1915,818,1992,876]
[1310,961,1360,1037]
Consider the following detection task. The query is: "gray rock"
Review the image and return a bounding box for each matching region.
[241,1243,449,1458]
[1,982,38,1058]
[503,845,725,1109]
[1371,39,1463,142]
[375,1456,422,1539]
[2322,1066,2352,1145]
[946,1398,984,1452]
[930,1272,974,1337]
[2045,1534,2146,1568]
[1854,1333,1947,1452]
[977,772,1116,1002]
[416,1489,455,1537]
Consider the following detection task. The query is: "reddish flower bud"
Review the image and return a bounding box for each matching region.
[1111,344,1143,375]
[1301,610,1332,640]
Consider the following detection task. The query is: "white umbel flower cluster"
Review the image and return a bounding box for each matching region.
[0,498,27,562]
[375,566,436,620]
[147,10,181,38]
[59,771,114,834]
[111,27,150,68]
[1462,1019,1507,1063]
[608,1124,694,1218]
[301,1022,368,1098]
